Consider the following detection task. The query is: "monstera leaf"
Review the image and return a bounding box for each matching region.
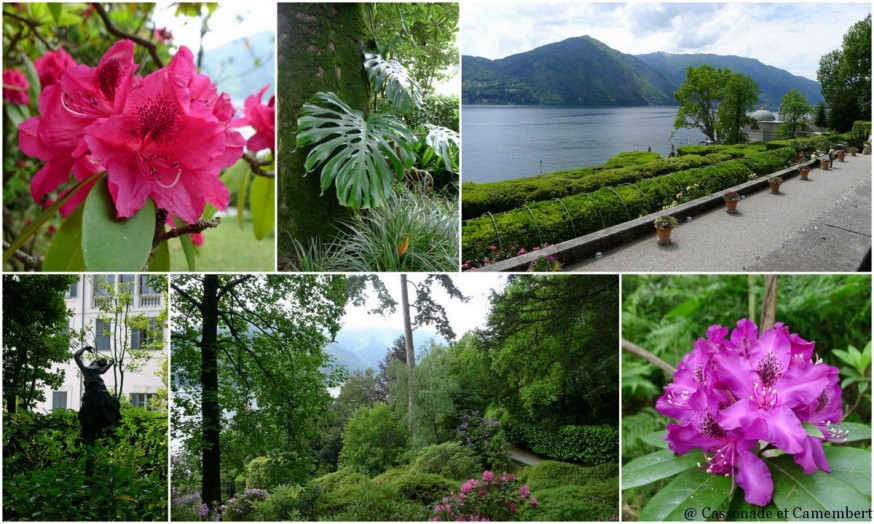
[364,53,422,111]
[297,92,417,209]
[422,124,460,173]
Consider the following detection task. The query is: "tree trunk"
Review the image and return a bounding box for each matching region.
[201,275,222,509]
[400,274,416,430]
[276,3,370,262]
[760,275,778,331]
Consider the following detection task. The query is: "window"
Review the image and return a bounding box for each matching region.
[139,276,161,307]
[130,392,157,410]
[120,274,136,294]
[52,391,68,410]
[95,319,112,351]
[132,318,162,349]
[139,276,156,295]
[66,280,78,298]
[92,274,115,308]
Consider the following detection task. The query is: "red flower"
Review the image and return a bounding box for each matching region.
[231,84,275,152]
[34,48,77,88]
[3,68,29,105]
[153,27,174,44]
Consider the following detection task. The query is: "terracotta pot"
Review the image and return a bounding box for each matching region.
[820,159,829,170]
[656,226,673,245]
[725,199,738,213]
[838,151,845,162]
[800,166,810,180]
[851,148,858,156]
[770,182,780,193]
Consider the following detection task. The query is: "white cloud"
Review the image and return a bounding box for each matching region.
[462,2,872,80]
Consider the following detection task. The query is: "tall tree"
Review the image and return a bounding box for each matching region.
[778,89,813,139]
[673,65,759,144]
[717,72,759,144]
[482,275,620,426]
[3,275,77,413]
[376,335,407,401]
[277,3,370,259]
[171,274,347,508]
[817,15,872,131]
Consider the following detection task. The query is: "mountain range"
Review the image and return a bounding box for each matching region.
[201,30,275,106]
[462,36,822,108]
[325,327,447,373]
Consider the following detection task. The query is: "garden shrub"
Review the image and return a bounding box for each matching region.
[218,488,269,521]
[456,411,512,471]
[431,471,538,521]
[462,148,796,264]
[4,408,168,521]
[522,460,619,491]
[338,403,409,477]
[251,484,306,521]
[312,469,370,494]
[245,454,306,490]
[382,471,457,505]
[313,475,426,520]
[410,441,481,481]
[502,418,619,465]
[520,479,618,521]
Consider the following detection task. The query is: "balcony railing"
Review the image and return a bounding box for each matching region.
[139,294,162,308]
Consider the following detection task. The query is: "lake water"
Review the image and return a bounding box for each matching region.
[462,105,707,184]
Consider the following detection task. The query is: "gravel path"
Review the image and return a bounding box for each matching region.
[567,154,871,272]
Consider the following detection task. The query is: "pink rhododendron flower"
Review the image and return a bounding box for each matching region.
[657,319,845,507]
[34,48,77,88]
[4,68,29,104]
[481,471,494,482]
[191,232,204,247]
[460,479,478,494]
[153,27,174,44]
[231,84,275,152]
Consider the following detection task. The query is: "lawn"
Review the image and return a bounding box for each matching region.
[169,213,274,271]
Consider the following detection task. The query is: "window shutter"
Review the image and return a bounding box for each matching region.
[52,391,67,410]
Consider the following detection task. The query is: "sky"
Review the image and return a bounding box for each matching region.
[151,2,276,54]
[341,274,510,339]
[462,2,872,81]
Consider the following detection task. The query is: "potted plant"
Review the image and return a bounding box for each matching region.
[838,150,846,162]
[723,191,740,213]
[768,176,782,193]
[799,165,810,180]
[850,147,858,156]
[654,215,678,245]
[820,156,830,170]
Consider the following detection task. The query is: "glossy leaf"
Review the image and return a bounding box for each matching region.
[363,53,422,111]
[249,175,275,240]
[767,453,871,521]
[172,216,196,272]
[148,240,170,271]
[43,202,86,271]
[423,124,460,173]
[639,430,671,449]
[297,91,417,209]
[5,104,30,128]
[727,491,784,521]
[81,178,155,271]
[236,168,251,229]
[840,422,871,442]
[638,467,732,521]
[47,3,62,23]
[622,449,699,490]
[21,55,40,104]
[821,446,871,497]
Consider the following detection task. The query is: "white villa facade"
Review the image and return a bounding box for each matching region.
[33,274,167,414]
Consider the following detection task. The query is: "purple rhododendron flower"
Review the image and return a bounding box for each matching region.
[657,319,846,506]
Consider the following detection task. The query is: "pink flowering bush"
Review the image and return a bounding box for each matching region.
[3,69,29,105]
[656,319,846,506]
[231,84,275,153]
[20,41,244,223]
[430,471,537,522]
[34,48,76,88]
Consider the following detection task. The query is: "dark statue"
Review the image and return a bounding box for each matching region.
[74,346,121,445]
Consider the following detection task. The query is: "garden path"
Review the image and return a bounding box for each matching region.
[566,154,871,272]
[507,443,547,466]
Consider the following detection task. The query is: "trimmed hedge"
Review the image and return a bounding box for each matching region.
[522,460,619,492]
[503,418,618,465]
[676,143,767,157]
[463,153,721,219]
[520,480,618,521]
[462,148,796,264]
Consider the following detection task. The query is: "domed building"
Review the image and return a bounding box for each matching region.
[744,104,783,142]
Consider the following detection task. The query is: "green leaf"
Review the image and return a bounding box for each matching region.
[803,422,824,439]
[622,450,699,490]
[21,54,41,104]
[424,124,460,173]
[296,91,417,209]
[43,201,86,271]
[824,446,871,497]
[638,467,733,521]
[5,104,30,128]
[639,430,671,449]
[47,2,62,23]
[249,175,275,240]
[840,422,871,442]
[237,169,251,229]
[81,178,155,271]
[363,53,422,111]
[767,454,871,521]
[147,241,170,271]
[172,216,196,271]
